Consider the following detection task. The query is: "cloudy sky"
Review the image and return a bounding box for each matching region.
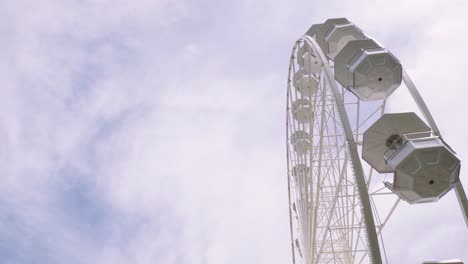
[0,0,467,263]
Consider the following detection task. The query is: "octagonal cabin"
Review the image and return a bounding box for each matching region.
[292,99,313,124]
[362,112,460,204]
[290,130,311,155]
[293,69,319,97]
[385,133,460,203]
[335,39,402,101]
[324,23,366,59]
[292,164,310,182]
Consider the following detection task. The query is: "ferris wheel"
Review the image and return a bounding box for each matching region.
[285,18,468,264]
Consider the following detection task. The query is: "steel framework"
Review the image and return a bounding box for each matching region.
[286,32,468,264]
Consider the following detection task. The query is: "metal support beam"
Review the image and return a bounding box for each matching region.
[316,157,348,263]
[455,182,468,228]
[310,65,330,264]
[286,44,299,264]
[305,35,383,264]
[402,70,441,135]
[403,69,468,228]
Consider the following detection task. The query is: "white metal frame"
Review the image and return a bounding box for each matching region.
[286,36,397,264]
[402,70,468,228]
[286,33,467,264]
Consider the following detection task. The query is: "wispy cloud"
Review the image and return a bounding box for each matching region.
[0,0,467,263]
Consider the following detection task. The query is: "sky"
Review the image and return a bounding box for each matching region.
[0,0,467,263]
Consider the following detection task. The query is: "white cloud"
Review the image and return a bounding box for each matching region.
[0,0,467,263]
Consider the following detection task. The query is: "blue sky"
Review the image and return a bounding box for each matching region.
[0,0,467,263]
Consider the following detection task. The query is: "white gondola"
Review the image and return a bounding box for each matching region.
[363,113,460,203]
[324,22,366,58]
[290,130,311,155]
[334,39,402,101]
[293,69,319,97]
[291,99,313,123]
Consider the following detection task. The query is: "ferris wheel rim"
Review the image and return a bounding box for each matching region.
[286,36,389,264]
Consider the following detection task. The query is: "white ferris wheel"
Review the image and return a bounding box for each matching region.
[285,18,468,264]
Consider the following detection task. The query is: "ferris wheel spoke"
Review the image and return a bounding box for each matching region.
[316,157,348,263]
